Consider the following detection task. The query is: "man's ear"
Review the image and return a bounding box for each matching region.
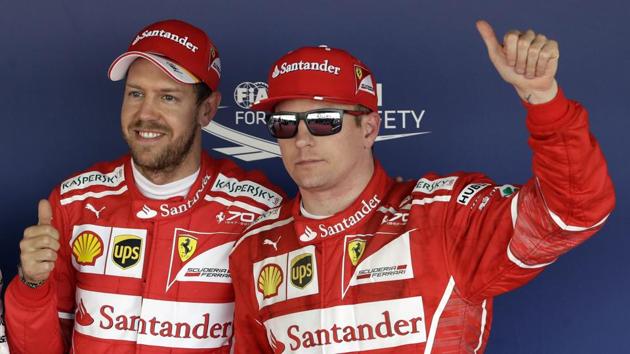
[362,111,381,148]
[198,91,222,127]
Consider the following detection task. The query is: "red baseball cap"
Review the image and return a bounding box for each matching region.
[108,19,221,91]
[251,45,378,112]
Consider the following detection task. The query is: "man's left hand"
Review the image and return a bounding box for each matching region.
[476,20,559,104]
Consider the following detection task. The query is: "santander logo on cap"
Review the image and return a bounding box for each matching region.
[271,59,342,79]
[250,45,378,113]
[131,29,200,53]
[108,19,221,92]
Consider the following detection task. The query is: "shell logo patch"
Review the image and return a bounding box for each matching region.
[72,231,104,266]
[257,264,283,299]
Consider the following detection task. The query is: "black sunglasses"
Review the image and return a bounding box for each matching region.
[265,108,366,139]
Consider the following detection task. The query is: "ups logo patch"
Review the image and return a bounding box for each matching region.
[290,253,314,289]
[112,235,142,269]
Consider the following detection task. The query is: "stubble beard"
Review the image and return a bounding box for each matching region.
[126,119,199,175]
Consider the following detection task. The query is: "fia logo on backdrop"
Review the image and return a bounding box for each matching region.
[203,81,430,161]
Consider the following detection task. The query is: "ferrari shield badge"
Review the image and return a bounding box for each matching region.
[178,234,198,262]
[348,238,367,266]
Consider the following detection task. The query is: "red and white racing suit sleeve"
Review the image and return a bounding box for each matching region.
[230,244,273,354]
[1,270,10,354]
[5,189,75,353]
[444,88,615,302]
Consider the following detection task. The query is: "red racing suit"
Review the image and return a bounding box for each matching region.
[0,270,9,354]
[5,151,283,353]
[229,90,615,353]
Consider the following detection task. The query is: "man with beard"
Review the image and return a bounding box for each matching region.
[229,21,615,353]
[4,19,282,353]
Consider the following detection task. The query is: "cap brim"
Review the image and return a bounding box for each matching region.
[250,95,364,112]
[108,51,200,84]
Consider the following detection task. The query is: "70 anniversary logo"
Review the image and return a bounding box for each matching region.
[203,82,430,162]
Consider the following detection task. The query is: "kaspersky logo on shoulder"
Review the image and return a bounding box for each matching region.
[211,173,282,208]
[61,165,124,195]
[271,60,341,79]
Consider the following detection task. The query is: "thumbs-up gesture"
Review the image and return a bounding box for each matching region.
[19,199,60,284]
[476,20,559,104]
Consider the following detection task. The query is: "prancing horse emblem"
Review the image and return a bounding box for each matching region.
[348,238,367,266]
[178,235,198,262]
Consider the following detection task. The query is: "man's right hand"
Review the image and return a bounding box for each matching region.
[19,199,60,283]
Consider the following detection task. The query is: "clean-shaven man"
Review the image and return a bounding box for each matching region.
[229,20,615,353]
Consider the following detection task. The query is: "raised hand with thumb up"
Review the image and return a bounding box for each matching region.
[19,199,60,285]
[476,20,559,104]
